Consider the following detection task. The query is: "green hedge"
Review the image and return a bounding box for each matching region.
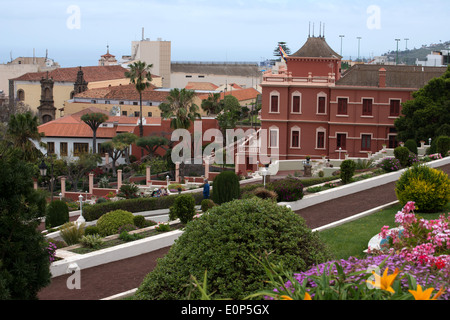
[83,192,205,221]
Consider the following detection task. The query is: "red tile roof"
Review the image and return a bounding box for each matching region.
[185,82,219,91]
[198,87,260,102]
[73,84,169,102]
[12,65,129,83]
[38,106,161,138]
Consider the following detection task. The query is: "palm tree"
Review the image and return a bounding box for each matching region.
[201,92,223,116]
[159,88,201,130]
[6,112,43,162]
[125,61,153,139]
[80,112,109,154]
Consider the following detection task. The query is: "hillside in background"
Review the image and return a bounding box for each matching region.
[381,40,450,65]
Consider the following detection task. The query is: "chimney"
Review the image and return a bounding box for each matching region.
[378,68,386,88]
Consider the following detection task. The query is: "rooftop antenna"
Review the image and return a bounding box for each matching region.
[142,27,144,41]
[323,23,325,38]
[319,22,322,37]
[313,23,315,37]
[308,22,311,38]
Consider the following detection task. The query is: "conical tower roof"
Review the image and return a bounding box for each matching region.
[290,36,342,59]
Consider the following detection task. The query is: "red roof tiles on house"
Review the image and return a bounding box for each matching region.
[73,84,170,102]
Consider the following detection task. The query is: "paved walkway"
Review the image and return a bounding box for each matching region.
[37,164,450,300]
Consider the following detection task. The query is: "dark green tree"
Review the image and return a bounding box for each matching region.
[6,112,43,162]
[101,140,126,177]
[395,66,450,143]
[201,92,223,116]
[113,132,138,165]
[136,135,170,159]
[211,171,240,205]
[80,112,109,154]
[273,41,291,60]
[125,61,153,139]
[0,145,51,299]
[159,88,201,130]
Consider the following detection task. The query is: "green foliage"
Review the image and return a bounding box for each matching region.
[395,165,450,213]
[59,222,86,246]
[159,88,201,130]
[270,177,304,202]
[136,136,169,158]
[395,66,450,143]
[394,146,411,167]
[0,147,51,299]
[84,226,100,236]
[133,215,147,228]
[96,210,135,236]
[118,231,144,242]
[169,194,196,224]
[211,171,241,205]
[404,139,418,155]
[80,112,109,154]
[340,160,357,184]
[45,200,69,229]
[250,187,278,202]
[134,198,332,300]
[436,135,450,156]
[80,234,103,249]
[117,183,140,199]
[83,192,205,221]
[200,199,217,213]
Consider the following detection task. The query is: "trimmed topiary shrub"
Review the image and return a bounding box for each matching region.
[134,198,332,300]
[133,215,147,228]
[169,194,196,225]
[340,160,356,184]
[394,146,410,167]
[84,225,100,236]
[270,177,304,202]
[436,135,450,157]
[211,171,240,205]
[251,187,278,202]
[404,139,418,155]
[395,165,450,213]
[200,199,216,213]
[96,210,135,236]
[45,200,69,229]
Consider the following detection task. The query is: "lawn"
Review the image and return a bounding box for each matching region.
[318,202,450,260]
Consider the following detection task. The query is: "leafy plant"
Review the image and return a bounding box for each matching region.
[96,210,135,236]
[270,177,304,202]
[117,183,140,199]
[169,194,196,225]
[155,222,171,232]
[80,234,103,249]
[200,199,216,213]
[45,200,69,229]
[404,139,418,155]
[340,160,356,184]
[59,222,85,246]
[436,135,450,157]
[380,157,401,172]
[211,171,240,205]
[394,146,411,168]
[118,231,143,242]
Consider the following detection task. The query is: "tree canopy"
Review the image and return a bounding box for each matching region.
[159,88,201,130]
[80,112,109,154]
[395,66,450,143]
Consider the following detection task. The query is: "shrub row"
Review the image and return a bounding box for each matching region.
[83,192,205,221]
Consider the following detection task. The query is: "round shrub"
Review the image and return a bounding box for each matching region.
[211,171,240,205]
[133,215,147,228]
[404,139,418,155]
[380,157,401,172]
[251,187,278,202]
[84,225,100,236]
[339,160,356,184]
[436,135,450,157]
[394,146,410,167]
[134,198,332,300]
[200,199,216,213]
[96,210,135,236]
[45,200,69,229]
[96,197,107,204]
[169,194,196,224]
[270,177,304,202]
[395,165,450,213]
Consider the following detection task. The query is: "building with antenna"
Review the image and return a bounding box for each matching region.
[235,29,447,173]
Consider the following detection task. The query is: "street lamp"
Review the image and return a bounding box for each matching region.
[357,37,362,61]
[262,167,268,188]
[339,35,345,57]
[166,175,170,188]
[77,194,85,225]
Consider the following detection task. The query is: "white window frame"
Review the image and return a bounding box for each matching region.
[317,92,327,115]
[315,127,327,150]
[291,91,302,114]
[269,127,279,149]
[269,91,280,114]
[290,126,301,149]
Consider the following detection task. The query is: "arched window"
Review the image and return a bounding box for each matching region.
[291,91,302,114]
[269,91,280,113]
[17,89,25,101]
[291,126,301,149]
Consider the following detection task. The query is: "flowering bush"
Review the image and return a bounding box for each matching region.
[256,254,448,300]
[380,157,401,172]
[46,241,57,263]
[369,202,449,288]
[270,178,304,202]
[155,222,171,232]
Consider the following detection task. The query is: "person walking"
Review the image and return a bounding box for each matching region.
[203,179,210,199]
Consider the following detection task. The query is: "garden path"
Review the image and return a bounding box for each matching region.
[37,164,450,300]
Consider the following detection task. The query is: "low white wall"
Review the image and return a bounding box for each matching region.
[50,229,182,278]
[279,157,450,211]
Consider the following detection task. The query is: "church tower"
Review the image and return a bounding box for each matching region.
[37,72,56,123]
[74,66,88,95]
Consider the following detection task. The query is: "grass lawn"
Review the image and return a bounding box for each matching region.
[317,202,450,260]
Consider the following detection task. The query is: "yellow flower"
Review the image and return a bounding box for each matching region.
[366,268,400,293]
[409,285,444,300]
[280,295,293,300]
[304,292,312,300]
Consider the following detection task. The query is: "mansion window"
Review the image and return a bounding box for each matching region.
[337,98,348,115]
[47,142,55,154]
[292,94,301,113]
[122,111,128,116]
[74,143,89,156]
[337,134,347,150]
[390,100,401,117]
[270,94,279,113]
[317,131,325,149]
[17,89,25,101]
[362,99,373,116]
[361,135,371,151]
[269,129,279,148]
[60,142,68,157]
[318,96,326,114]
[291,129,300,148]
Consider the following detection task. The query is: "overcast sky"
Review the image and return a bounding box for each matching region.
[1,0,449,67]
